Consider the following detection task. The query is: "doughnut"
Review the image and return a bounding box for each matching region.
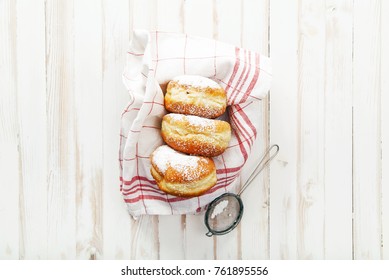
[161,113,231,157]
[150,145,217,197]
[164,75,227,119]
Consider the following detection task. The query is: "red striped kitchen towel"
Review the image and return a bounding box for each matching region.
[120,30,272,217]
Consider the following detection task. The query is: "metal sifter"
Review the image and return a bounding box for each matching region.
[204,144,279,237]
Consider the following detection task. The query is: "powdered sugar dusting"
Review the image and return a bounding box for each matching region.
[173,75,221,89]
[211,199,229,219]
[152,145,208,181]
[168,113,216,131]
[168,113,185,122]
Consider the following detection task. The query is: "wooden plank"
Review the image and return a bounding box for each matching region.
[15,0,47,259]
[45,0,77,259]
[156,0,186,260]
[239,0,270,260]
[132,0,157,32]
[382,0,389,260]
[240,0,269,54]
[101,0,133,260]
[0,0,20,260]
[182,0,215,259]
[213,0,242,46]
[157,0,184,33]
[184,0,214,39]
[128,0,160,260]
[269,0,298,259]
[352,0,382,259]
[73,0,103,260]
[323,0,353,259]
[212,0,242,260]
[295,0,326,259]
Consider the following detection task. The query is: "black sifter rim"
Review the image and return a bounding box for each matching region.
[204,193,244,237]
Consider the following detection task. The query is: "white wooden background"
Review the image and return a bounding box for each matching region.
[0,0,388,260]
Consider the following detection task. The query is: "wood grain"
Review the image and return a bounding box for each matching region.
[45,0,77,259]
[269,0,299,259]
[296,0,326,259]
[102,0,133,260]
[323,0,353,259]
[0,0,387,260]
[239,0,270,260]
[0,0,20,260]
[213,0,241,260]
[156,0,186,260]
[73,0,103,260]
[183,0,215,260]
[16,0,47,259]
[352,0,382,259]
[381,0,389,260]
[128,0,160,260]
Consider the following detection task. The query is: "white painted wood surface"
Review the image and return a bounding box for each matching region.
[0,0,388,260]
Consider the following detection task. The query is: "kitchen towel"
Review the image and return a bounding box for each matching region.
[120,30,272,217]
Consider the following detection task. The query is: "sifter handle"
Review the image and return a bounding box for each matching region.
[237,144,279,196]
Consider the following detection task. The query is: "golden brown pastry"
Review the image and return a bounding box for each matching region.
[161,113,231,157]
[150,145,217,197]
[164,75,227,119]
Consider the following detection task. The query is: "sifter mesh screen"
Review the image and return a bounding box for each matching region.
[205,193,243,236]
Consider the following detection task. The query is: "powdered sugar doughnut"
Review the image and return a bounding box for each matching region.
[150,145,217,197]
[164,75,227,119]
[161,113,231,157]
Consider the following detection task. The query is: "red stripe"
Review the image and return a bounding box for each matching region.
[230,50,251,104]
[144,101,164,106]
[220,154,228,192]
[150,32,174,214]
[229,100,253,116]
[214,78,246,95]
[236,104,257,140]
[241,52,260,103]
[121,107,140,118]
[119,129,124,171]
[229,49,247,104]
[225,134,256,149]
[127,125,160,134]
[231,105,257,147]
[124,195,171,204]
[127,51,144,56]
[142,125,160,129]
[120,97,136,118]
[248,95,261,101]
[207,178,239,194]
[216,164,243,174]
[230,108,254,147]
[124,194,194,204]
[123,154,149,161]
[231,117,248,162]
[119,94,135,177]
[122,183,158,192]
[135,143,148,214]
[152,55,231,62]
[225,47,241,100]
[121,176,155,186]
[122,186,164,196]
